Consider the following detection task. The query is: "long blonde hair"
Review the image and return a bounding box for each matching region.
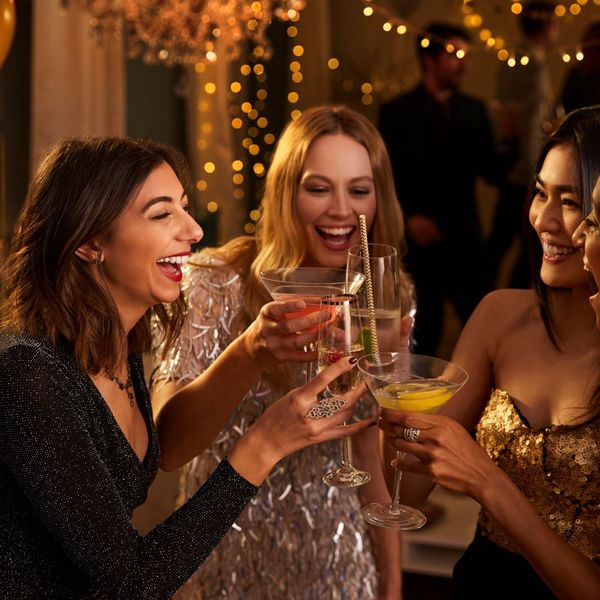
[212,105,413,387]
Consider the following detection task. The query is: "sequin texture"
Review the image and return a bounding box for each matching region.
[153,251,379,599]
[476,389,600,559]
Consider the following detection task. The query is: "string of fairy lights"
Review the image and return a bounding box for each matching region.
[361,0,600,66]
[195,0,599,232]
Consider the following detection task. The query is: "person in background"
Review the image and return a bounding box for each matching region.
[381,107,600,598]
[379,21,505,357]
[561,22,600,114]
[0,136,372,598]
[489,0,561,287]
[152,106,414,599]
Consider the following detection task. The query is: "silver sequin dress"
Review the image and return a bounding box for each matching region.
[153,251,378,600]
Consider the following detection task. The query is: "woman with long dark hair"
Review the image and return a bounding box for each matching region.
[381,107,600,598]
[0,136,371,598]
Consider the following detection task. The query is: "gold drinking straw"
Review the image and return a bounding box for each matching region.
[358,215,380,359]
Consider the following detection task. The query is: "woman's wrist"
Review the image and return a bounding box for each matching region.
[228,422,282,487]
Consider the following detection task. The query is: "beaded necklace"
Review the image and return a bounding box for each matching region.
[105,364,135,407]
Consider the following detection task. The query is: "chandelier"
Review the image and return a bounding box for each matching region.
[73,0,306,66]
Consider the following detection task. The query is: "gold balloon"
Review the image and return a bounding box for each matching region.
[0,0,15,69]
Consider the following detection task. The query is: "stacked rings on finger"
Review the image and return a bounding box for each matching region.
[306,398,345,419]
[403,427,421,443]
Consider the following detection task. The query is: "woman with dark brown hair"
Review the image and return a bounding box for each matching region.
[0,136,371,598]
[381,107,600,598]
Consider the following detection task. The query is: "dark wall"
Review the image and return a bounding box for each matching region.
[1,0,31,242]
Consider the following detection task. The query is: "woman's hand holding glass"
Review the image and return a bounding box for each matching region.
[228,356,374,486]
[240,299,329,369]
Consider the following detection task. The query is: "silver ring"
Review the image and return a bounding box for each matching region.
[306,398,345,419]
[403,427,421,443]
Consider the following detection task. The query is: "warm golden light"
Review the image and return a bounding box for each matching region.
[204,162,216,173]
[230,81,241,93]
[240,64,251,75]
[292,71,303,83]
[290,60,301,72]
[249,144,260,155]
[361,83,373,94]
[288,91,299,103]
[253,163,265,175]
[257,89,268,100]
[233,189,245,199]
[555,4,567,16]
[207,201,219,213]
[562,53,571,62]
[244,223,256,234]
[327,57,339,69]
[479,29,491,41]
[204,82,216,94]
[287,26,298,37]
[257,116,268,128]
[264,133,276,144]
[569,3,581,13]
[241,102,252,113]
[253,64,265,75]
[511,2,523,14]
[498,49,509,61]
[292,45,304,57]
[291,109,302,120]
[576,50,584,60]
[456,48,466,59]
[361,94,373,106]
[520,55,529,65]
[231,118,243,129]
[421,38,430,48]
[363,6,374,16]
[507,57,516,67]
[383,22,392,32]
[396,25,407,35]
[250,209,261,221]
[446,43,455,52]
[233,173,244,184]
[232,160,244,171]
[196,179,208,191]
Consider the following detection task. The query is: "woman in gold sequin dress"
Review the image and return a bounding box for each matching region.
[382,106,600,599]
[152,106,414,599]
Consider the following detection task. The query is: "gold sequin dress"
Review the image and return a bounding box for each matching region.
[453,389,599,598]
[153,251,378,600]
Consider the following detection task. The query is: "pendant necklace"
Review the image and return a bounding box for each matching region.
[106,364,135,407]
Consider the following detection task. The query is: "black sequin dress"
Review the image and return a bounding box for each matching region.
[0,331,258,599]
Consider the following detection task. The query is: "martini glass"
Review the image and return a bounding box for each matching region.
[318,294,371,488]
[357,352,468,529]
[260,267,365,379]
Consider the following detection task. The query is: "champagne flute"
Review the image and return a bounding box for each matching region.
[318,294,371,488]
[357,352,468,529]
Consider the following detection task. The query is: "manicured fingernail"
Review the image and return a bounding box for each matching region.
[295,300,304,309]
[349,356,359,364]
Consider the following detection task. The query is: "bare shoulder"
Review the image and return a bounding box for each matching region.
[471,289,536,328]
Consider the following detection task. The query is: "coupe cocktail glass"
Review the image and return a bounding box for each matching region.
[260,267,365,379]
[357,352,468,529]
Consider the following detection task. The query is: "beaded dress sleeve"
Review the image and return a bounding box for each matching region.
[0,334,258,599]
[152,253,380,600]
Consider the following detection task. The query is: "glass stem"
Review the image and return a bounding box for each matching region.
[340,424,352,467]
[389,450,404,512]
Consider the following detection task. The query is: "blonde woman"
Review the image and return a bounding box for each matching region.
[152,106,413,599]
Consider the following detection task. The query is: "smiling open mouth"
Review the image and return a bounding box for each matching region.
[156,254,189,281]
[316,226,355,249]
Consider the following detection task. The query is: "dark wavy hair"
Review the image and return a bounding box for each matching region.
[527,106,600,346]
[0,136,190,374]
[526,106,600,411]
